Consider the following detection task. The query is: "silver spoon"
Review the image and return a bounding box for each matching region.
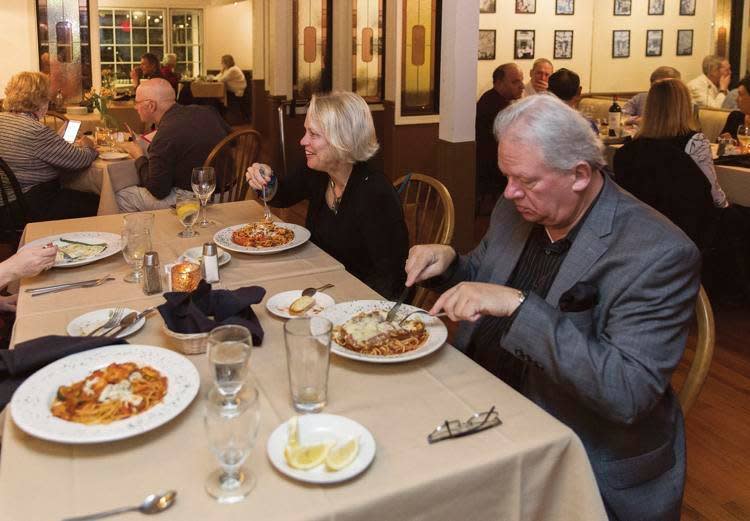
[61,490,177,521]
[301,283,334,297]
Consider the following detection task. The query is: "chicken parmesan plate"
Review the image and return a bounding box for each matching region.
[10,345,199,444]
[213,222,311,255]
[320,300,448,363]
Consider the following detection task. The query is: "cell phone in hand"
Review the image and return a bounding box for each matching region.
[62,120,81,143]
[124,123,138,142]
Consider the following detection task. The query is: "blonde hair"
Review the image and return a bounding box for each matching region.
[307,91,379,163]
[3,71,50,113]
[638,79,698,139]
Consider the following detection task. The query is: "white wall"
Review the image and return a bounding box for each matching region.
[477,0,595,96]
[0,0,39,94]
[204,1,253,71]
[590,0,714,92]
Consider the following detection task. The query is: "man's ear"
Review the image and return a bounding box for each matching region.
[571,161,593,192]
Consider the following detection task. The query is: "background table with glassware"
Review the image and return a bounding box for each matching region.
[0,201,606,520]
[189,80,228,106]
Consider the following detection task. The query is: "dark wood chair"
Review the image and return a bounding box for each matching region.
[204,128,263,203]
[42,111,68,132]
[0,157,29,248]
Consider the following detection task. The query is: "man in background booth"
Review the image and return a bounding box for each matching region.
[687,55,731,108]
[524,58,553,97]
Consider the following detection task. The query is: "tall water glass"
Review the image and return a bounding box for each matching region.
[192,167,216,227]
[284,317,332,413]
[176,192,200,238]
[121,229,151,283]
[204,384,260,503]
[208,325,252,398]
[123,212,154,234]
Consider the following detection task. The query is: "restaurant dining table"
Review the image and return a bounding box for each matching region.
[0,201,607,521]
[190,80,228,106]
[66,102,146,134]
[64,156,140,215]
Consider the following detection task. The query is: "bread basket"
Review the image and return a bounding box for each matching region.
[162,324,209,355]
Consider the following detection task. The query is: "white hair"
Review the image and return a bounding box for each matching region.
[493,93,604,172]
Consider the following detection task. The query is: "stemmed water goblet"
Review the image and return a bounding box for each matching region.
[121,228,152,283]
[176,192,200,238]
[192,167,216,227]
[204,384,260,503]
[737,125,750,153]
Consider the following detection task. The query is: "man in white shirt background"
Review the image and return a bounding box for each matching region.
[523,58,553,97]
[687,55,731,108]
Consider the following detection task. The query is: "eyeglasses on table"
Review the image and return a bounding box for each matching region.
[427,405,502,444]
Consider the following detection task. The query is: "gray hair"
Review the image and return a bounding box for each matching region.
[493,94,604,172]
[650,66,680,83]
[532,58,553,72]
[702,55,725,75]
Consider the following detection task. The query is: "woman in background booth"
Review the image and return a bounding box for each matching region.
[246,91,409,299]
[214,55,247,98]
[0,72,99,221]
[720,75,750,139]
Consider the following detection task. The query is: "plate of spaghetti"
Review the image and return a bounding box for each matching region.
[213,222,311,255]
[10,345,200,444]
[320,300,448,363]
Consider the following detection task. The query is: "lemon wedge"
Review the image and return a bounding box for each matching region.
[287,416,299,449]
[176,202,199,221]
[325,438,359,471]
[285,442,332,470]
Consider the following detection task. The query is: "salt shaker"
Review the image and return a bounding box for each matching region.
[201,243,220,283]
[142,251,163,295]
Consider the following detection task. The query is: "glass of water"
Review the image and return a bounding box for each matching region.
[284,317,332,413]
[191,166,216,227]
[121,228,151,283]
[208,325,252,398]
[176,192,200,238]
[204,384,260,503]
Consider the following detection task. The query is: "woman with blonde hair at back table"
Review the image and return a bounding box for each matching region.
[246,91,409,299]
[0,71,99,221]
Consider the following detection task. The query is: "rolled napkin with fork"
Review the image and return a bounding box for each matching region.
[158,280,265,346]
[0,336,128,409]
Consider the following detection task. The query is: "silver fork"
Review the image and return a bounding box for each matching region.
[86,307,125,337]
[399,310,447,325]
[260,166,273,223]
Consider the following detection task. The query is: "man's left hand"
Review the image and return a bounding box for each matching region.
[533,79,548,91]
[430,282,524,322]
[120,141,144,159]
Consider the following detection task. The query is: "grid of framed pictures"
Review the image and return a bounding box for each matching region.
[554,30,573,59]
[646,29,663,57]
[514,30,535,59]
[612,30,630,58]
[478,29,496,60]
[648,0,664,15]
[677,29,694,55]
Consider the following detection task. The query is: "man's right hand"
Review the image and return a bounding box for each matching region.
[78,135,96,150]
[245,162,273,191]
[404,244,456,287]
[119,141,144,159]
[720,71,731,92]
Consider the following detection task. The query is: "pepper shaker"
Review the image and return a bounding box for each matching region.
[201,242,220,283]
[142,251,163,294]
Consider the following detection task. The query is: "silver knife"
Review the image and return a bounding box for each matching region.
[28,278,115,296]
[385,286,411,323]
[26,277,110,293]
[104,307,157,337]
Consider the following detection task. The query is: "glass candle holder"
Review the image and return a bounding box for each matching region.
[171,261,201,292]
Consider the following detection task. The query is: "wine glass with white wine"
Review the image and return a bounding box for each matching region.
[192,167,216,227]
[176,192,200,238]
[737,125,750,153]
[121,228,152,283]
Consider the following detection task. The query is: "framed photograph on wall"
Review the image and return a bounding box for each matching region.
[680,0,696,15]
[612,30,630,58]
[648,0,665,15]
[646,30,663,56]
[516,0,536,14]
[480,0,496,14]
[613,0,632,15]
[478,30,496,60]
[556,0,574,15]
[515,30,536,59]
[677,29,694,55]
[554,30,573,59]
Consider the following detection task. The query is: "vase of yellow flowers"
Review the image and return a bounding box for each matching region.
[80,69,119,128]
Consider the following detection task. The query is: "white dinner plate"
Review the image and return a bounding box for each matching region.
[22,232,122,268]
[10,345,200,444]
[267,414,376,484]
[99,151,130,161]
[67,307,146,338]
[319,300,448,363]
[213,223,311,255]
[179,246,232,267]
[266,290,335,319]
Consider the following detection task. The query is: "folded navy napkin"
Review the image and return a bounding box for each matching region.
[713,153,750,167]
[158,280,265,345]
[559,282,598,312]
[0,336,128,409]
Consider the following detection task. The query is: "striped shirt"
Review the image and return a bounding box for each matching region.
[0,112,97,192]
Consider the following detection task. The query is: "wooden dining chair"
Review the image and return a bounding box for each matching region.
[42,111,68,132]
[393,173,455,308]
[678,285,715,416]
[0,157,29,248]
[203,128,263,203]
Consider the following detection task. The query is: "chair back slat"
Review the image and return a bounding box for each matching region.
[43,112,68,132]
[204,128,263,203]
[678,285,715,416]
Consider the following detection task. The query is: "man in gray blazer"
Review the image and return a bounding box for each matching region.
[406,95,701,521]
